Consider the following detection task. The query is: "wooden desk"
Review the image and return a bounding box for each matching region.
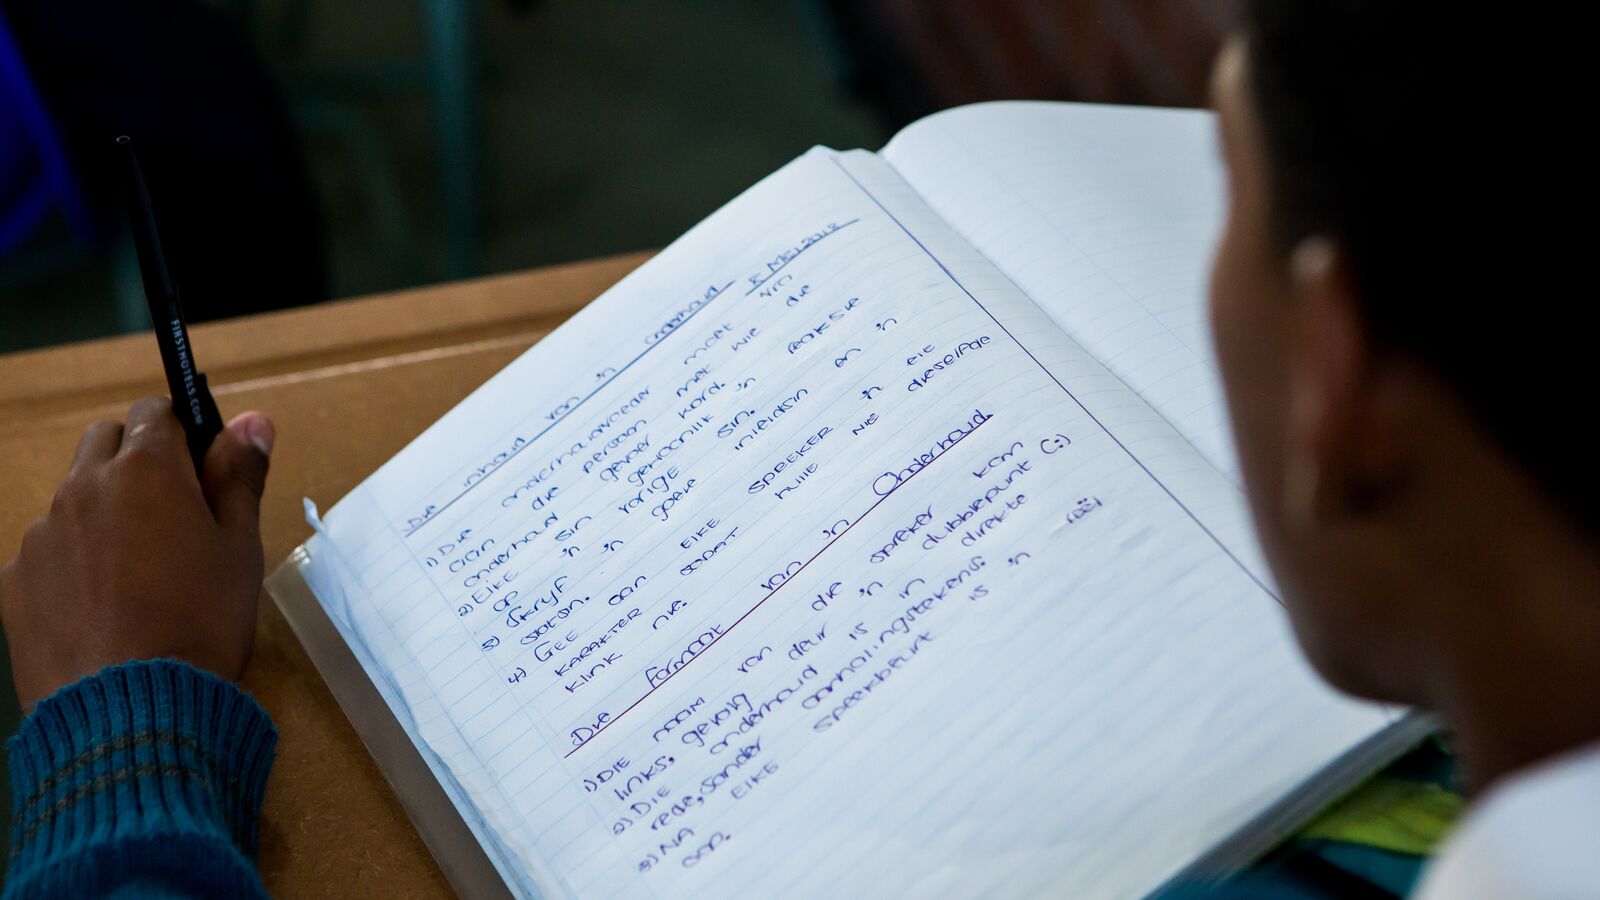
[0,252,648,897]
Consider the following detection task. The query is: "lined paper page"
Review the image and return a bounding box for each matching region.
[884,102,1238,480]
[303,145,1388,899]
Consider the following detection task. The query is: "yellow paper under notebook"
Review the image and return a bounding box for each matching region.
[1299,777,1463,857]
[267,101,1431,899]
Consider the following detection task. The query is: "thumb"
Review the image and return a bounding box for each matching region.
[203,412,274,533]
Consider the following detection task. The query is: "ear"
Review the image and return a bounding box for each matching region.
[1281,237,1400,524]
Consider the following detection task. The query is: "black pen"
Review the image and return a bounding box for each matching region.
[119,135,223,468]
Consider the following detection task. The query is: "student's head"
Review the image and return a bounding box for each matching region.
[1208,4,1592,706]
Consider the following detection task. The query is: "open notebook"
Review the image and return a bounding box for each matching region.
[267,102,1427,899]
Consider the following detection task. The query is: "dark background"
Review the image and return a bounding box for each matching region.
[1,0,1227,350]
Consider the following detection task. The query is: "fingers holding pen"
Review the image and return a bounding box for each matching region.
[120,395,188,462]
[201,412,274,535]
[4,400,274,705]
[69,397,183,480]
[70,421,124,473]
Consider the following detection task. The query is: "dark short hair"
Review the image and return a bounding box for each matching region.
[1243,2,1586,531]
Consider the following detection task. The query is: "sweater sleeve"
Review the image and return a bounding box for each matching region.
[3,660,277,899]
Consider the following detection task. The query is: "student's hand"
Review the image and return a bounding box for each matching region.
[0,397,275,710]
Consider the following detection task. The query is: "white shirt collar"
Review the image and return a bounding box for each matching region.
[1414,740,1600,899]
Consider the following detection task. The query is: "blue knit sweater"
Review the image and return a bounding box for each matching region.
[3,660,276,899]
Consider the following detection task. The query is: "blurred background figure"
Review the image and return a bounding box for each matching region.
[0,0,1228,353]
[827,0,1226,125]
[1,0,327,339]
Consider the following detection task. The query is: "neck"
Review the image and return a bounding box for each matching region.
[1414,503,1600,791]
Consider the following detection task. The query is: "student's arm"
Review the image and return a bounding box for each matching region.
[0,397,276,899]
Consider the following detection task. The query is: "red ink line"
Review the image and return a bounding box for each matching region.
[563,413,991,758]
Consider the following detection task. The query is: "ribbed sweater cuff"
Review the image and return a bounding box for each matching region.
[6,660,277,882]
